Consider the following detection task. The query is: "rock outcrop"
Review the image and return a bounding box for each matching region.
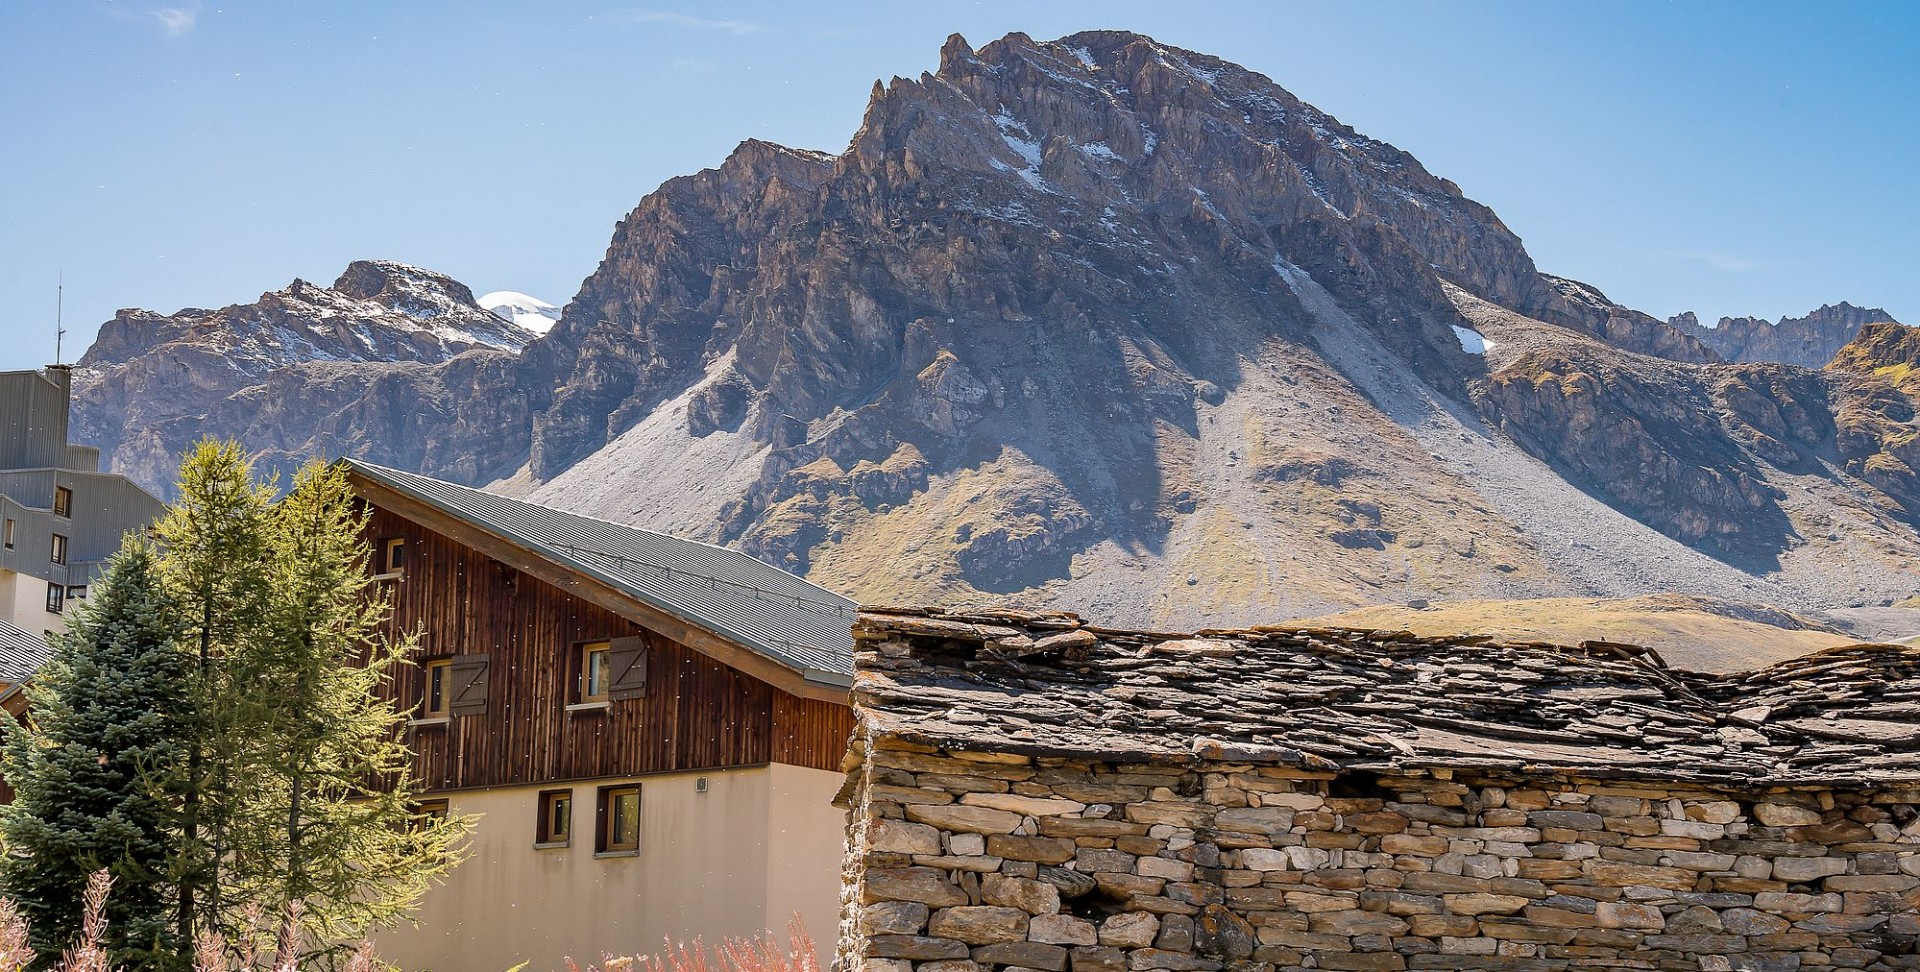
[1830,320,1920,392]
[1544,275,1718,363]
[1816,321,1920,521]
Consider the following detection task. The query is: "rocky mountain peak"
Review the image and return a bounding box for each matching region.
[937,31,973,72]
[847,30,1706,364]
[332,259,481,313]
[550,30,1560,485]
[70,260,533,489]
[1810,301,1886,320]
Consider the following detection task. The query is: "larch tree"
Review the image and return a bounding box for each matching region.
[217,459,468,960]
[0,538,192,970]
[151,439,274,953]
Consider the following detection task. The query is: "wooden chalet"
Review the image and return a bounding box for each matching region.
[344,460,857,971]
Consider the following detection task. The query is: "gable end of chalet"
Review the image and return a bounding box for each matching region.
[340,459,856,789]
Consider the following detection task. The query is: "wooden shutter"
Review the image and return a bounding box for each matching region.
[448,654,491,715]
[607,636,649,701]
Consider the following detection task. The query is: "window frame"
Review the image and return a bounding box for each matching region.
[3,517,12,549]
[45,582,63,614]
[52,487,71,519]
[578,640,611,705]
[49,533,67,566]
[66,585,87,602]
[415,799,450,827]
[536,789,573,848]
[421,657,453,720]
[372,537,406,579]
[596,785,640,856]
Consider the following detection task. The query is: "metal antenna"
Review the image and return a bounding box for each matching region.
[54,270,66,365]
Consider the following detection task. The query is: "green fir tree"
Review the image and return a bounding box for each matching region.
[0,538,191,970]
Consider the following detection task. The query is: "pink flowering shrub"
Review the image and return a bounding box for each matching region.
[561,918,818,972]
[0,870,376,972]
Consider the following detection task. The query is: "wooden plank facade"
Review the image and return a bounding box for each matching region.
[361,504,854,792]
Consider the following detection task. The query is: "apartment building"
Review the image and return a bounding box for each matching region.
[0,365,165,637]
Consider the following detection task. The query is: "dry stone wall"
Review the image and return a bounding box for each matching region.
[838,740,1920,972]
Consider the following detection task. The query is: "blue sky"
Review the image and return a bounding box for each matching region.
[2,1,1915,372]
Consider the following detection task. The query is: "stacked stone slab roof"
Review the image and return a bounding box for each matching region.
[854,607,1920,790]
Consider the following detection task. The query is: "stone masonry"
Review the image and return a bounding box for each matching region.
[836,608,1920,972]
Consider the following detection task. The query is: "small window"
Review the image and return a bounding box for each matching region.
[52,487,71,519]
[416,799,450,825]
[45,583,63,614]
[580,641,611,703]
[50,534,67,566]
[3,518,13,548]
[383,538,406,575]
[598,785,640,854]
[537,790,572,846]
[66,585,87,601]
[423,658,452,719]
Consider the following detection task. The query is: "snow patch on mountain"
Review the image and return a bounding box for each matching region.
[1451,325,1491,355]
[479,291,561,335]
[990,111,1050,193]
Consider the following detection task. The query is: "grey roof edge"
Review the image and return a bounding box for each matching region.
[0,616,53,684]
[804,667,856,689]
[342,459,856,683]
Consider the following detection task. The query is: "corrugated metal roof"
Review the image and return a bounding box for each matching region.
[0,617,51,684]
[346,460,855,681]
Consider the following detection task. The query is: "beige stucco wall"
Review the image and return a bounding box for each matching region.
[0,570,61,637]
[765,762,851,950]
[375,764,847,972]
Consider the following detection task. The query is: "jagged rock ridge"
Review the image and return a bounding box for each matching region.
[71,31,1920,637]
[1671,302,1902,368]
